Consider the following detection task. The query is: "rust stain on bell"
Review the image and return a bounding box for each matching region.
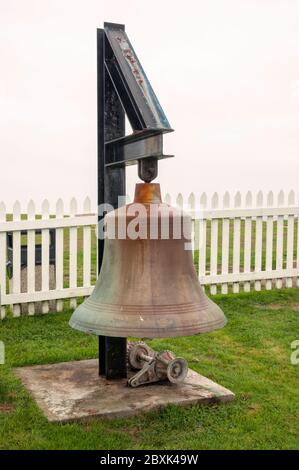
[69,183,227,338]
[134,183,162,204]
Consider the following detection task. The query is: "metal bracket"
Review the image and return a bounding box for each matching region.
[103,22,174,173]
[105,133,173,169]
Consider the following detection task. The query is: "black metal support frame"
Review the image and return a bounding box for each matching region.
[97,22,173,379]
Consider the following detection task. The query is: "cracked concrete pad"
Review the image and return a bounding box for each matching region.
[14,359,235,422]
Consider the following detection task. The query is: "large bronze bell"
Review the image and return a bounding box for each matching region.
[69,183,226,338]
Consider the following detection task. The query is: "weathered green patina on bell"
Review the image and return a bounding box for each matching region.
[69,183,226,338]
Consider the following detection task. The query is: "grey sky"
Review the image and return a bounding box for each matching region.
[1,0,298,210]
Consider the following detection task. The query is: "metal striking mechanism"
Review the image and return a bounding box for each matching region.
[69,22,227,384]
[127,342,189,388]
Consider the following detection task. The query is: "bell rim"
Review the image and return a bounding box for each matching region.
[69,307,227,338]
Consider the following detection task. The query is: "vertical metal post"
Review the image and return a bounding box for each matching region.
[97,26,127,379]
[105,337,127,380]
[98,336,106,376]
[97,28,106,376]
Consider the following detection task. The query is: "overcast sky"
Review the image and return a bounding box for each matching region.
[1,0,298,210]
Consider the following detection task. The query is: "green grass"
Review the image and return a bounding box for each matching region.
[0,288,299,450]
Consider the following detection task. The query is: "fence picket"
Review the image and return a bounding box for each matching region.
[188,193,196,257]
[221,192,230,294]
[210,193,219,295]
[27,200,36,315]
[254,191,263,291]
[164,193,171,205]
[69,198,78,309]
[276,190,285,288]
[244,191,252,292]
[176,193,183,209]
[232,192,241,293]
[12,201,21,317]
[55,199,64,312]
[0,202,6,319]
[83,197,91,289]
[286,190,295,288]
[198,193,207,286]
[265,191,274,290]
[41,200,50,314]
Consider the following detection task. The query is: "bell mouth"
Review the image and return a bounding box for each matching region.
[134,183,162,204]
[69,299,227,338]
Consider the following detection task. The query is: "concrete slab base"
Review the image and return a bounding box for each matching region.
[14,359,235,422]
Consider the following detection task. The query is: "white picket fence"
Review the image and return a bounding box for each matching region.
[0,198,96,319]
[0,190,298,319]
[167,189,299,295]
